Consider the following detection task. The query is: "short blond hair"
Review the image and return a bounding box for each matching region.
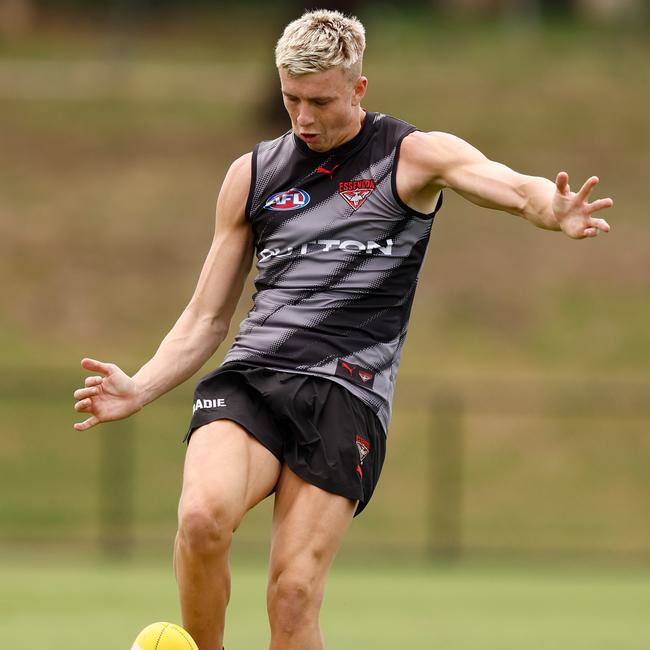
[275,9,366,78]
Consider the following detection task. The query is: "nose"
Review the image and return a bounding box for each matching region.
[296,106,315,128]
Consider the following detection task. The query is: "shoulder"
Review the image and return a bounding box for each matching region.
[218,153,252,201]
[367,112,416,146]
[215,153,253,225]
[399,131,486,184]
[225,152,252,183]
[255,129,294,158]
[401,130,466,163]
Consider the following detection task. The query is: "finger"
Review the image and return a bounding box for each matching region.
[74,397,93,412]
[587,198,614,214]
[582,227,599,238]
[588,216,611,233]
[556,172,570,196]
[84,375,103,388]
[577,176,599,202]
[74,386,99,400]
[74,416,99,431]
[81,358,113,376]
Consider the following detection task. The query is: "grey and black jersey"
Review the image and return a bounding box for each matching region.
[222,112,442,432]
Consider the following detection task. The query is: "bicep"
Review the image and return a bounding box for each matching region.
[417,131,528,214]
[188,153,254,323]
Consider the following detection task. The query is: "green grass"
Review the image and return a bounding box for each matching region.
[1,557,649,649]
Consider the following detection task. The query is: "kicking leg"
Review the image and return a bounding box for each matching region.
[174,420,281,650]
[266,466,356,650]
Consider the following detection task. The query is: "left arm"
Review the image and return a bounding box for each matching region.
[398,131,613,239]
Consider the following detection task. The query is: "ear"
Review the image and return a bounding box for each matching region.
[352,76,368,106]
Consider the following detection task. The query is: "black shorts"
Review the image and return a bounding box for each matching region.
[185,364,386,516]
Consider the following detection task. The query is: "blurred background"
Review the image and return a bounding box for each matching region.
[1,1,649,648]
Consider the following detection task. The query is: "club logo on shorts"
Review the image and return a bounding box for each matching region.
[338,179,375,211]
[356,435,371,463]
[356,434,371,479]
[265,188,310,211]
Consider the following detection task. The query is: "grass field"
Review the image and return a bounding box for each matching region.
[1,557,649,649]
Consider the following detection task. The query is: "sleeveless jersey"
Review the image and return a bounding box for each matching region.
[222,112,442,431]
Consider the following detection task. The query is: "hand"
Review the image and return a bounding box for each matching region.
[553,172,613,239]
[73,358,142,431]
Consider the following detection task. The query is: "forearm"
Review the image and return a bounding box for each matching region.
[132,305,228,407]
[462,167,560,230]
[412,132,611,240]
[446,159,561,231]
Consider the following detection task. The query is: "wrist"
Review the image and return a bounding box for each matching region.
[523,203,560,231]
[543,207,562,231]
[132,375,155,410]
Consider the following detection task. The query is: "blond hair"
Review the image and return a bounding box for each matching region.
[275,9,366,79]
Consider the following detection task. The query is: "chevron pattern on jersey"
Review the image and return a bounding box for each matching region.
[223,112,442,432]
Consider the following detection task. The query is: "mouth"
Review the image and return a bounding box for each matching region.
[300,133,319,142]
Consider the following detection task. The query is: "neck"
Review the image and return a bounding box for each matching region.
[331,107,366,150]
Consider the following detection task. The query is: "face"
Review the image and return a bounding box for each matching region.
[279,66,367,152]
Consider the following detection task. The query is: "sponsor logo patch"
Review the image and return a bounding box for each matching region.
[316,163,340,177]
[192,398,227,413]
[339,179,375,211]
[265,188,310,211]
[335,359,376,389]
[258,238,393,263]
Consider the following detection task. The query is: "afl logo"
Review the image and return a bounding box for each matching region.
[265,188,310,211]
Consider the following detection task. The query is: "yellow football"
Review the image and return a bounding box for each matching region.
[131,622,198,650]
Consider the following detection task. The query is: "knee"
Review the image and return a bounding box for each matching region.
[267,569,321,633]
[177,502,234,556]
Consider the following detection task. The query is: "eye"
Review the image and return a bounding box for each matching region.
[314,100,330,107]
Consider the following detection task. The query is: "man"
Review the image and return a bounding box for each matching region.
[73,9,612,650]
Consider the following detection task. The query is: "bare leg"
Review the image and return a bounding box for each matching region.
[267,466,356,650]
[174,420,281,650]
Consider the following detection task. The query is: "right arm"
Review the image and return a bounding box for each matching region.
[73,153,254,431]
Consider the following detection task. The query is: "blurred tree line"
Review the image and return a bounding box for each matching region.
[0,0,648,32]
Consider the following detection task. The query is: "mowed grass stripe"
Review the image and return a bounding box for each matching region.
[1,559,649,650]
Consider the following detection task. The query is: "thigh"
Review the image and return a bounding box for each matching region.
[259,373,386,516]
[179,419,282,527]
[268,465,357,580]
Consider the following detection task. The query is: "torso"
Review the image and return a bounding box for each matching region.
[222,112,442,432]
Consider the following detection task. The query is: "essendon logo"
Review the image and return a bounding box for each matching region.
[265,188,310,211]
[338,179,375,211]
[356,435,371,463]
[358,370,374,383]
[335,359,376,388]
